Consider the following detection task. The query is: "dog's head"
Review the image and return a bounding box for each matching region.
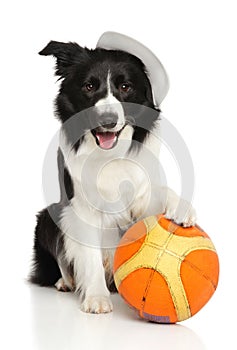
[39,40,160,151]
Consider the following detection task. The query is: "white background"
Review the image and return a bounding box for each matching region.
[1,1,236,349]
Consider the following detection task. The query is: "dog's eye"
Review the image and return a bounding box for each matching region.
[84,83,95,92]
[119,83,132,93]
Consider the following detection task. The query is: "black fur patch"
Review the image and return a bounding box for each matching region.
[30,204,63,286]
[57,148,74,203]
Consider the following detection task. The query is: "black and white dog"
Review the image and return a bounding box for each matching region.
[30,36,196,313]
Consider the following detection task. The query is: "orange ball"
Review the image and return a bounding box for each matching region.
[113,215,219,323]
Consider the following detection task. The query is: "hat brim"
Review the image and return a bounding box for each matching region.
[96,31,169,106]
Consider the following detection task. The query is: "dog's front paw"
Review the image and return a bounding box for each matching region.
[81,295,113,314]
[165,199,197,227]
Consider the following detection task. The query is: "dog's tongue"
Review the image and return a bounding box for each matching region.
[96,132,116,149]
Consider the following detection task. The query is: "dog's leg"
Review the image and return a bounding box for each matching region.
[79,246,113,313]
[55,259,74,292]
[160,187,197,227]
[64,236,113,313]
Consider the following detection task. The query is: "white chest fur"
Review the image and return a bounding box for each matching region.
[59,123,164,248]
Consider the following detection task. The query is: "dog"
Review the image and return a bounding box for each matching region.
[30,39,196,313]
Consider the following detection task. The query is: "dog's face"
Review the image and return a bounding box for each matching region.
[39,41,160,150]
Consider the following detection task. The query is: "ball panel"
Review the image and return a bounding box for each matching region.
[184,249,219,287]
[114,220,147,272]
[142,270,178,323]
[119,268,178,323]
[180,250,219,316]
[157,215,209,238]
[118,268,152,311]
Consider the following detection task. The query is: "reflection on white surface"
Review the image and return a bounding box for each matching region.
[28,283,206,350]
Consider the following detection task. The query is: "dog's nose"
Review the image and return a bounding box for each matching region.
[100,113,118,129]
[103,122,117,129]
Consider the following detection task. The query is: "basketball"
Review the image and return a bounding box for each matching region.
[113,215,219,323]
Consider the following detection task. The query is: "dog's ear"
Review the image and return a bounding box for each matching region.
[39,41,84,77]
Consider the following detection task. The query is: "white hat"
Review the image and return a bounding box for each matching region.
[96,31,169,106]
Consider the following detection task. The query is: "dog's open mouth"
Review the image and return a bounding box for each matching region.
[95,132,117,149]
[92,127,124,150]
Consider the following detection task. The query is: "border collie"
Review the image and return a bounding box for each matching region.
[30,39,196,313]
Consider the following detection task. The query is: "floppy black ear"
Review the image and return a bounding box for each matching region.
[39,41,84,77]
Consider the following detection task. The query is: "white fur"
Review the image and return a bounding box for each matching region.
[95,71,125,131]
